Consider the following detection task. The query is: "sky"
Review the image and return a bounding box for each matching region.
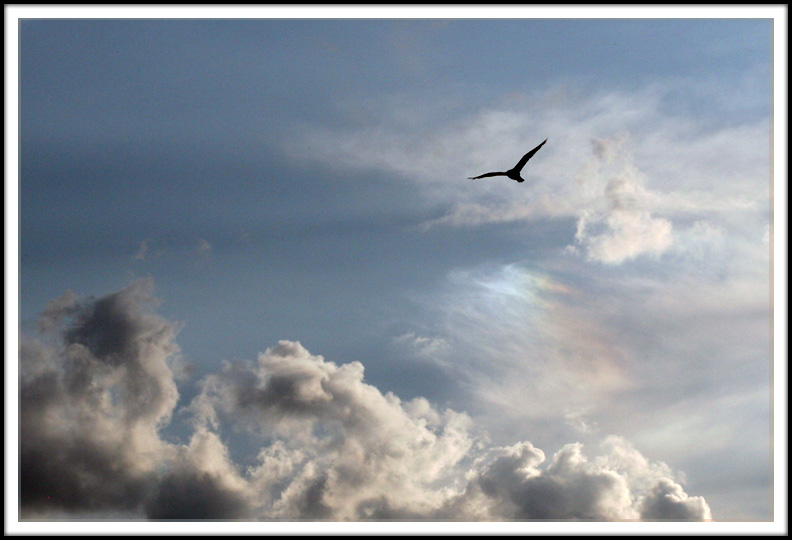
[7,6,788,534]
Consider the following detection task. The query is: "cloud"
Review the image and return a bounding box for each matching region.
[569,136,673,264]
[144,427,255,520]
[194,340,476,520]
[406,264,632,424]
[445,436,710,520]
[132,239,151,261]
[132,239,167,262]
[573,208,673,265]
[393,331,451,359]
[420,197,574,229]
[639,478,713,520]
[196,238,213,257]
[34,289,80,333]
[466,438,711,520]
[392,241,770,521]
[19,279,180,516]
[18,281,712,521]
[288,85,767,269]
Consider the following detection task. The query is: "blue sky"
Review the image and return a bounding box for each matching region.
[8,6,787,533]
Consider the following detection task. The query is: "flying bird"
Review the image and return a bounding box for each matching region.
[468,139,548,183]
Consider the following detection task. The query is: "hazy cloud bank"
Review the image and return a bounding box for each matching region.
[378,236,770,524]
[19,280,711,521]
[291,86,768,266]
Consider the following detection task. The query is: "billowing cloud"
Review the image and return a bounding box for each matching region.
[193,340,476,520]
[19,279,180,516]
[144,427,255,520]
[452,437,711,520]
[19,281,712,521]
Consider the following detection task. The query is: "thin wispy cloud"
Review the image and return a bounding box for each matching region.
[132,239,152,261]
[403,264,633,425]
[196,238,213,258]
[292,86,767,266]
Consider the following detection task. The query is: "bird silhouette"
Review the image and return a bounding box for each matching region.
[468,139,547,183]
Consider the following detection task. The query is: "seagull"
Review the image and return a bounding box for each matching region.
[468,139,547,183]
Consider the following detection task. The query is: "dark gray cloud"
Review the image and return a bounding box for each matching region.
[19,279,179,516]
[20,429,154,515]
[19,281,711,521]
[145,465,253,520]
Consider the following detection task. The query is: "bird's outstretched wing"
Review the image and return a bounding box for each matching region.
[468,171,506,180]
[512,139,548,172]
